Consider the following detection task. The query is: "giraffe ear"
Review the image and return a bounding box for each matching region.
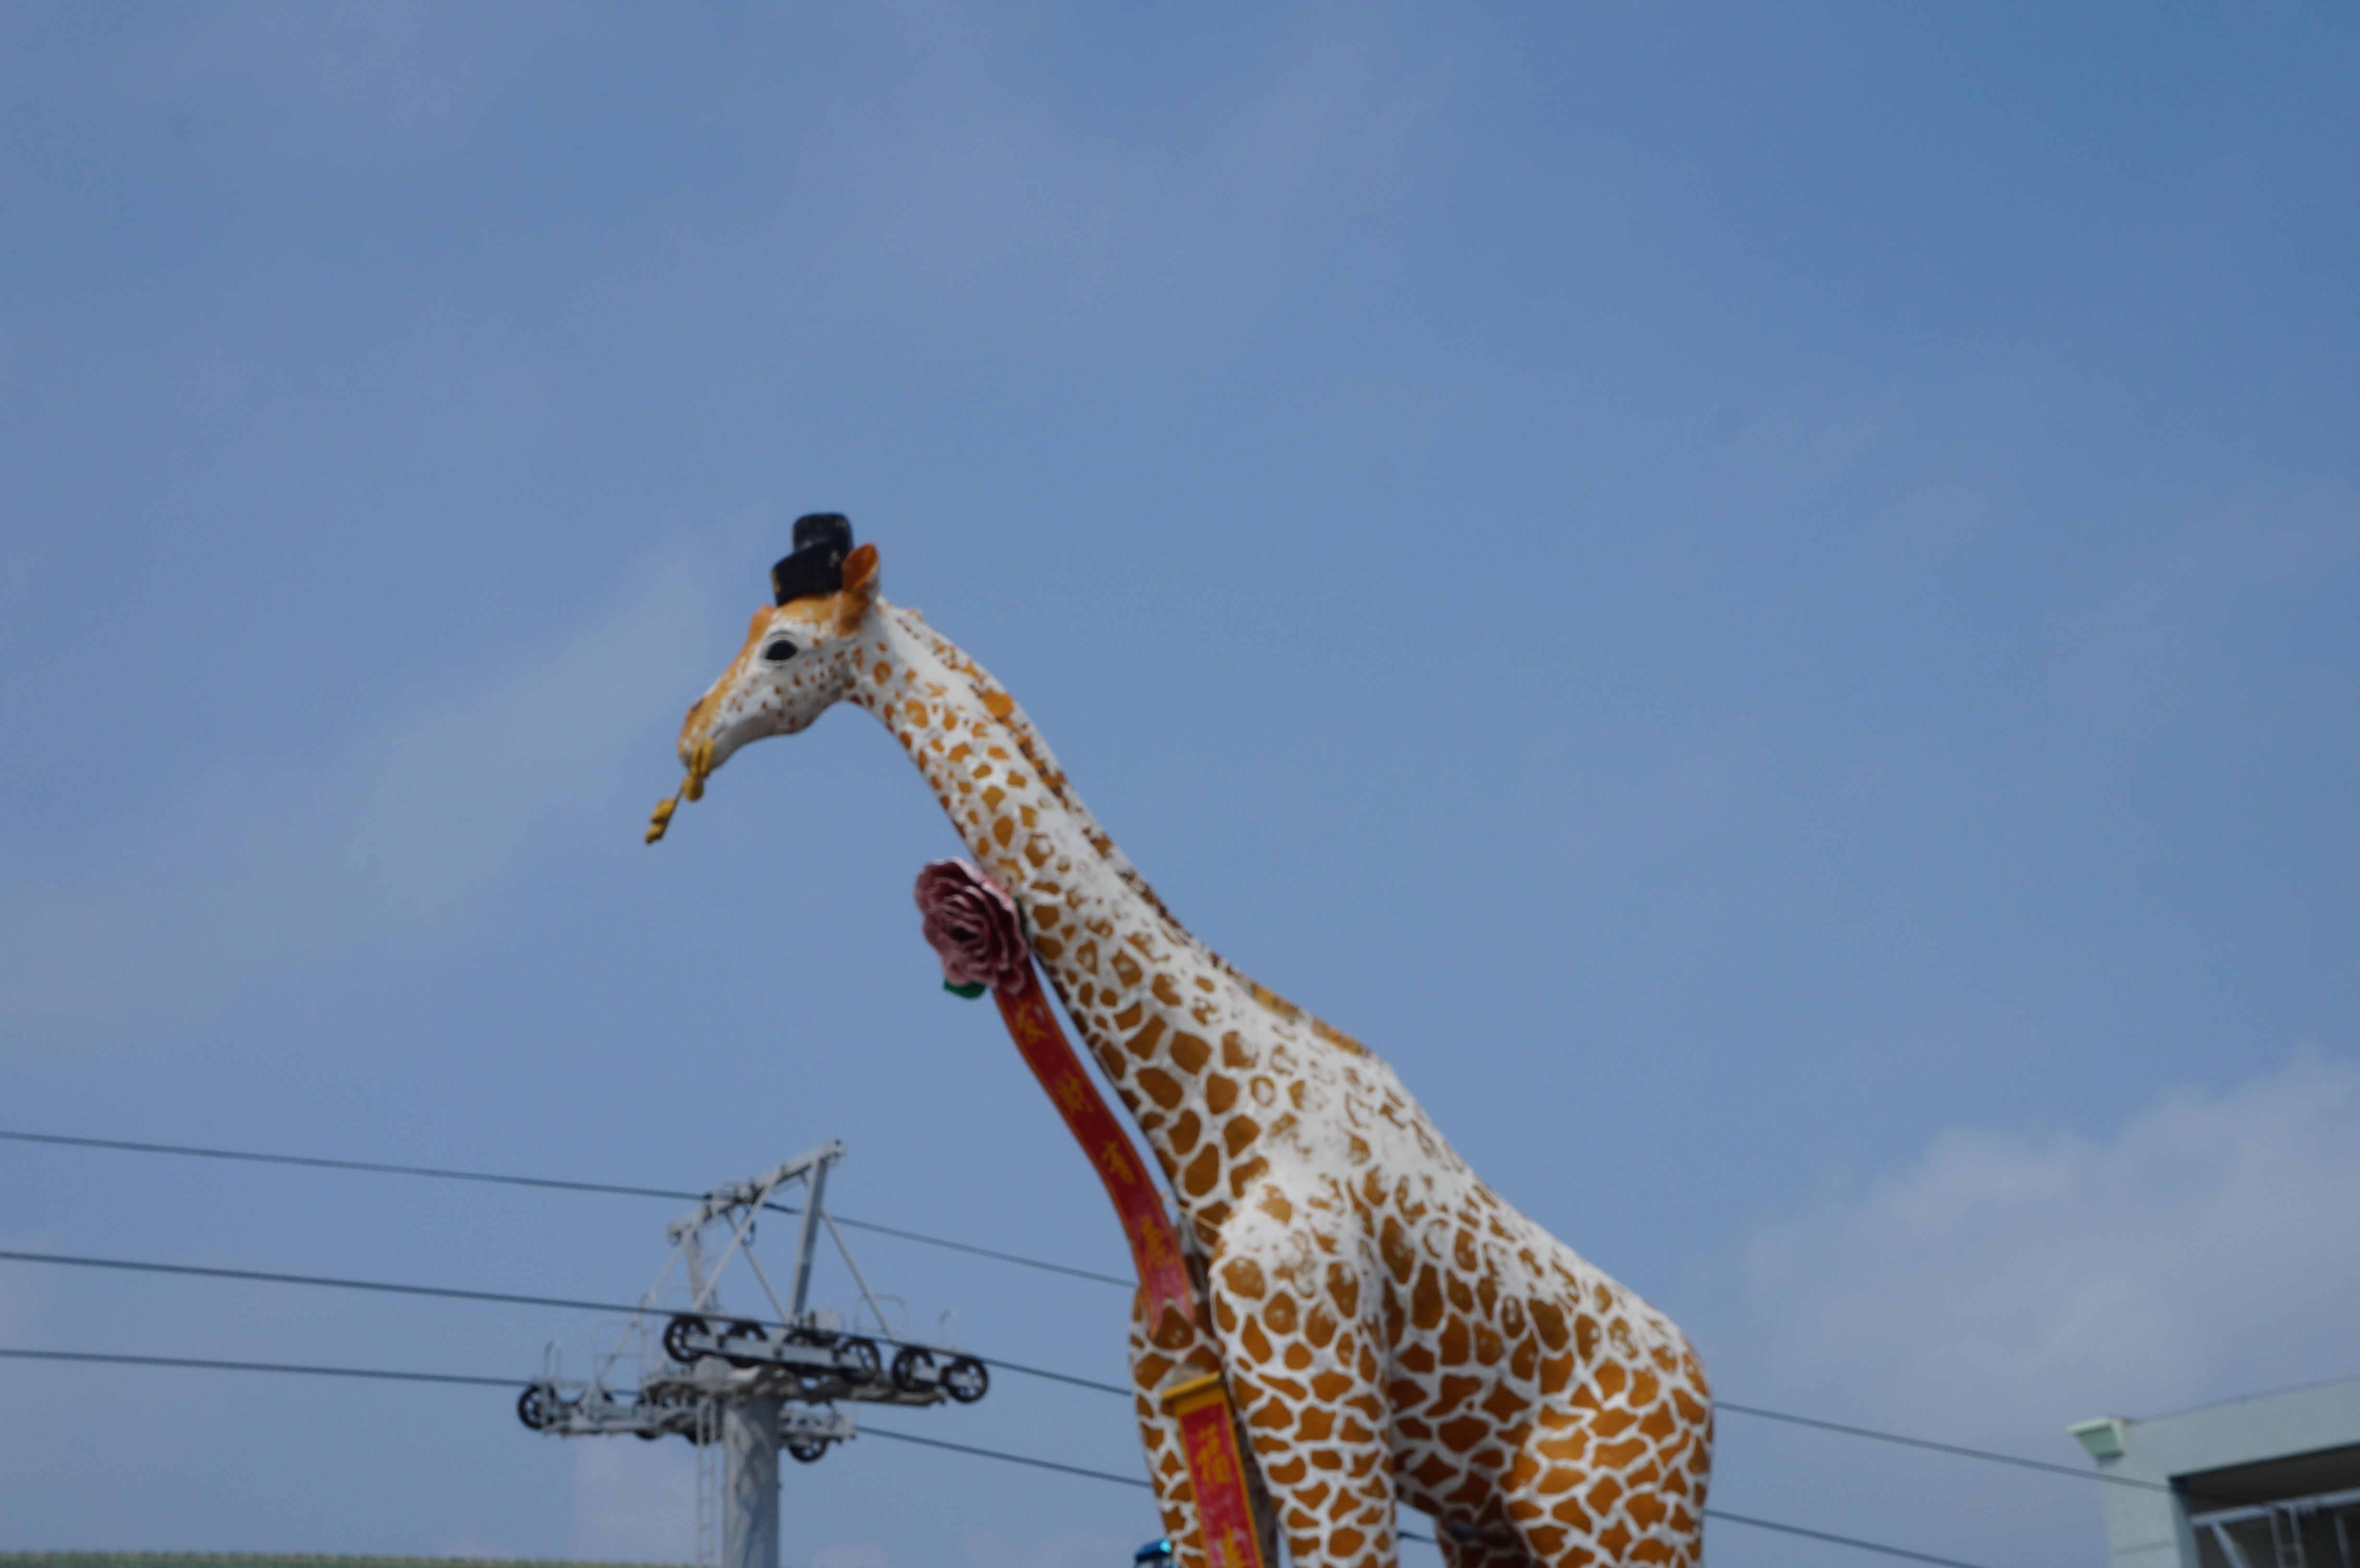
[843,542,879,598]
[837,543,880,630]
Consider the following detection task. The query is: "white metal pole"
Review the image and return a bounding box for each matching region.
[721,1397,781,1568]
[790,1159,830,1319]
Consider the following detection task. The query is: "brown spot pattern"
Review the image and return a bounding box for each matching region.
[682,588,1711,1568]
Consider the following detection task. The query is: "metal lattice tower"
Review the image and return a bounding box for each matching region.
[517,1142,988,1568]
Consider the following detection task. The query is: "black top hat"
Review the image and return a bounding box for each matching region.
[771,514,855,604]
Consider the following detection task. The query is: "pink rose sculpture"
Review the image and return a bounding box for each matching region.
[914,858,1032,997]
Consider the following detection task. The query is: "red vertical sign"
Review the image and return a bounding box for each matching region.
[917,858,1265,1568]
[990,968,1265,1568]
[1164,1373,1266,1568]
[991,970,1199,1343]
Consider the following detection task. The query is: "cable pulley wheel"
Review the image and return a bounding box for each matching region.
[784,1434,831,1464]
[662,1314,708,1365]
[837,1336,881,1384]
[516,1383,554,1431]
[719,1318,769,1369]
[942,1356,989,1404]
[889,1345,934,1393]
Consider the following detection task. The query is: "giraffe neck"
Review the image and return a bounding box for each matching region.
[852,601,1364,1228]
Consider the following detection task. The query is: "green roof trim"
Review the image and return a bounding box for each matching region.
[0,1556,687,1568]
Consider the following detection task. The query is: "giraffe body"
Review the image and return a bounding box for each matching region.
[677,546,1712,1568]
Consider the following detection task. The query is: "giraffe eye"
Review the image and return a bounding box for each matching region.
[762,638,800,663]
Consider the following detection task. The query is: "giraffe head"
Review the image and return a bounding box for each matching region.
[673,536,882,772]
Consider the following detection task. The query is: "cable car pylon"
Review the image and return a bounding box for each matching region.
[516,1141,986,1568]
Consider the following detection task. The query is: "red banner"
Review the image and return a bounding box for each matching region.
[916,858,1264,1568]
[1163,1372,1266,1568]
[992,968,1198,1345]
[990,968,1265,1568]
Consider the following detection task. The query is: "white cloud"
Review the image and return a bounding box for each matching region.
[1730,1049,2360,1429]
[0,547,715,1051]
[1691,1049,2360,1565]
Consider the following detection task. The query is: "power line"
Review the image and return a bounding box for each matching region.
[0,1128,701,1201]
[854,1423,1449,1544]
[0,1130,2145,1500]
[750,1424,2005,1568]
[0,1128,1131,1289]
[1718,1399,2172,1495]
[0,1247,651,1317]
[0,1249,1131,1399]
[855,1422,1445,1542]
[0,1241,2139,1497]
[1697,1508,1993,1568]
[0,1239,2145,1497]
[859,1421,1155,1490]
[0,1344,1994,1568]
[817,1213,1128,1288]
[0,1346,515,1387]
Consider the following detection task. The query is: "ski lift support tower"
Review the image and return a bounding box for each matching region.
[517,1141,988,1568]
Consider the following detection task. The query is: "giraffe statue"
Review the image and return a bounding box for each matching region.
[664,518,1713,1568]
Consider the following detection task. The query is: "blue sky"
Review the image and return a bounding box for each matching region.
[1,6,2355,1568]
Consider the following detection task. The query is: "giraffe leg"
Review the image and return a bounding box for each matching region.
[1130,1288,1225,1568]
[1501,1434,1708,1568]
[1500,1372,1712,1568]
[1205,1225,1398,1568]
[1433,1531,1536,1568]
[1228,1361,1398,1568]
